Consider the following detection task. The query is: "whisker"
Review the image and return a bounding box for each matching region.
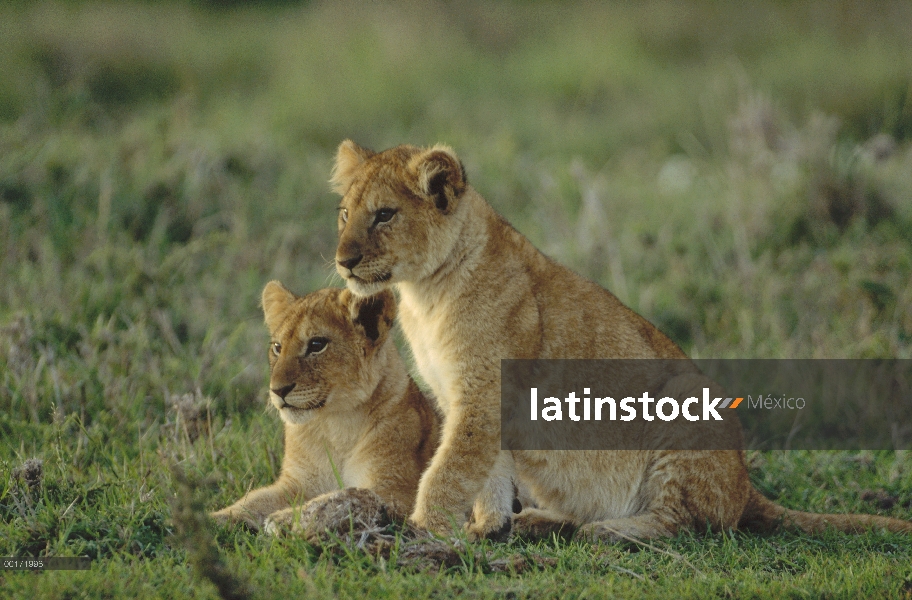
[319,252,337,270]
[323,270,341,288]
[318,252,344,288]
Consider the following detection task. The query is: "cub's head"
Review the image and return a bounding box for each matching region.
[331,141,468,297]
[261,281,396,425]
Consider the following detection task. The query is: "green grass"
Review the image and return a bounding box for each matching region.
[2,0,912,597]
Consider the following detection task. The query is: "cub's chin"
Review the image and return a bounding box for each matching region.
[275,404,321,425]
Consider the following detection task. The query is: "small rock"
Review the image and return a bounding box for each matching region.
[860,489,898,510]
[487,554,558,574]
[11,458,43,492]
[863,133,896,162]
[396,539,464,572]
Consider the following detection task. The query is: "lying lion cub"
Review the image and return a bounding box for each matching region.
[211,282,439,530]
[331,140,912,541]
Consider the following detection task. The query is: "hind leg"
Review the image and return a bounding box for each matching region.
[576,512,678,543]
[512,507,577,540]
[577,450,752,543]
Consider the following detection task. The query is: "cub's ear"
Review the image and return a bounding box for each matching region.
[330,140,375,195]
[262,280,296,333]
[409,145,467,213]
[341,289,397,345]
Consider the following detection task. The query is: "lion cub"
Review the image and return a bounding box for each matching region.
[211,282,439,530]
[331,140,912,541]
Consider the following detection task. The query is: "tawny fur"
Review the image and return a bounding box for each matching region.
[330,140,912,541]
[211,282,439,530]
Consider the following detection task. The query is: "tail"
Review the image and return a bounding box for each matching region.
[739,487,912,534]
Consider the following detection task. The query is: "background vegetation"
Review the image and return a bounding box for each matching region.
[2,0,911,597]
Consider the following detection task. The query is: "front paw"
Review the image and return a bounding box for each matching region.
[210,509,260,532]
[210,510,230,526]
[409,504,456,537]
[263,508,296,536]
[464,513,511,542]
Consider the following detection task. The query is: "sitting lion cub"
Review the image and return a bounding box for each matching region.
[211,282,439,530]
[331,140,912,541]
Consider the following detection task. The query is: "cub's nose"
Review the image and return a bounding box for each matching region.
[337,255,363,270]
[272,383,296,400]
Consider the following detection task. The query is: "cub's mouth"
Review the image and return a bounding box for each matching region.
[276,397,327,412]
[349,272,392,284]
[289,398,327,411]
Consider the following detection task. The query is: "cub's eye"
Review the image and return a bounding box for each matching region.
[271,342,281,356]
[340,208,349,223]
[374,208,396,224]
[306,337,329,356]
